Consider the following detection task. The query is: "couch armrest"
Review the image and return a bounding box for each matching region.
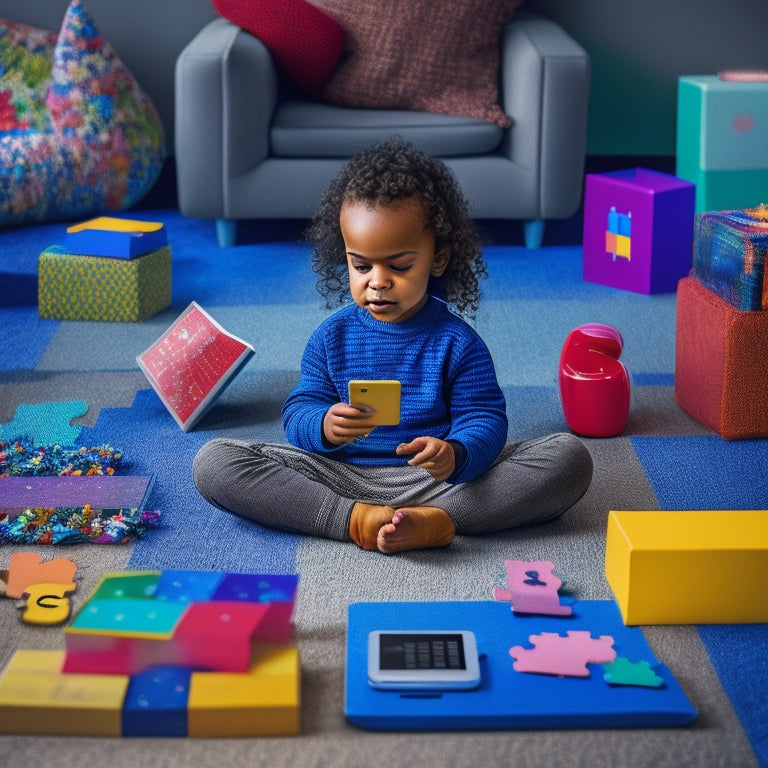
[500,15,591,218]
[175,18,279,219]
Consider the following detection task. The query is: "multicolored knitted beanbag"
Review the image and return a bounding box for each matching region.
[0,0,164,228]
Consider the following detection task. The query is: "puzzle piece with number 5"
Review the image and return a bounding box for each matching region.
[510,631,616,677]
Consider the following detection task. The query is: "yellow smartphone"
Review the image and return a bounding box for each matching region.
[348,380,401,426]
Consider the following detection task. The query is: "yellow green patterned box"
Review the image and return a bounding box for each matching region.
[38,245,171,322]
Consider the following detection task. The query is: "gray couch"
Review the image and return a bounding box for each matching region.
[175,14,590,248]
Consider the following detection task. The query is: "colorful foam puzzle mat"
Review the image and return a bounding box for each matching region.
[0,569,301,737]
[345,600,698,730]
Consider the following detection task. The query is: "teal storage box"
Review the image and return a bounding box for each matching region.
[38,245,171,322]
[676,75,768,213]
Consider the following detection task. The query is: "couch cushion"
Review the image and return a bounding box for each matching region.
[212,0,344,95]
[315,0,523,128]
[270,100,504,158]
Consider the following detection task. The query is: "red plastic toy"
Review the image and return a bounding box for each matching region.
[558,323,630,437]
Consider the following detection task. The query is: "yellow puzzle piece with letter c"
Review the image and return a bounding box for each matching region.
[20,582,77,625]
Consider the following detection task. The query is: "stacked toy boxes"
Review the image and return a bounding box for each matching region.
[675,204,768,439]
[38,217,171,322]
[677,75,768,213]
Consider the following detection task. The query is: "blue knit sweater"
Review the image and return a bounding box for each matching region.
[282,296,508,484]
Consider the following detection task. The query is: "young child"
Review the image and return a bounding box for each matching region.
[193,139,593,554]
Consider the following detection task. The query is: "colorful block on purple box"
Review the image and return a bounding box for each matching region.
[583,168,695,294]
[692,205,768,311]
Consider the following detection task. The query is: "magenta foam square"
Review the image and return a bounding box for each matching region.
[583,168,696,293]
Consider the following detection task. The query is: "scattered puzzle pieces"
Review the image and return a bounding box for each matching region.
[602,657,666,688]
[509,631,616,677]
[494,559,573,616]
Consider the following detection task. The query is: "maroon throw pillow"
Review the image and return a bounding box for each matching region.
[212,0,345,94]
[314,0,523,127]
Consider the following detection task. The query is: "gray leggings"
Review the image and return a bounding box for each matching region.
[192,433,593,542]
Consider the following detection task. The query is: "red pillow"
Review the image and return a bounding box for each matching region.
[212,0,344,94]
[314,0,522,127]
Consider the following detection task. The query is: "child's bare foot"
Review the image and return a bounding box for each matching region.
[349,502,397,550]
[376,507,456,554]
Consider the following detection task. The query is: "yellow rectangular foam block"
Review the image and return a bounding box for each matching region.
[605,510,768,625]
[0,650,128,736]
[187,643,300,737]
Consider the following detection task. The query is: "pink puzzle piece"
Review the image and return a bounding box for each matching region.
[509,631,616,677]
[493,560,572,616]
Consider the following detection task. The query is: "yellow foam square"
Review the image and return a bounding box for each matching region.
[606,510,768,624]
[187,644,300,737]
[0,650,128,736]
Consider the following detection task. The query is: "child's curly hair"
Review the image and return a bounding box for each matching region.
[305,139,487,318]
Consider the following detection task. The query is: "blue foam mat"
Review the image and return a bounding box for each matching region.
[346,600,698,730]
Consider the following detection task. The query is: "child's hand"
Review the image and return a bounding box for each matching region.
[396,437,455,482]
[323,403,378,445]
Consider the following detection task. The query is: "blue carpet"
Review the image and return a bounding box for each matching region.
[75,388,300,574]
[697,624,768,765]
[632,435,768,510]
[0,307,59,371]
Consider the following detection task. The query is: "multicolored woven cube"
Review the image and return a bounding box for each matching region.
[693,204,768,311]
[38,245,171,322]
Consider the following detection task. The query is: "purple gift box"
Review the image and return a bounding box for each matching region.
[583,168,696,294]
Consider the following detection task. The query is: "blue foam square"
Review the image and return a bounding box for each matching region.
[122,666,192,737]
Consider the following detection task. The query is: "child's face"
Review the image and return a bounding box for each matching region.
[340,197,449,323]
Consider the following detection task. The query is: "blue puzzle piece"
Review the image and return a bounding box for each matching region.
[123,666,192,737]
[0,400,88,445]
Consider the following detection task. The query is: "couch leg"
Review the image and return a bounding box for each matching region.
[523,219,545,249]
[216,219,238,247]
